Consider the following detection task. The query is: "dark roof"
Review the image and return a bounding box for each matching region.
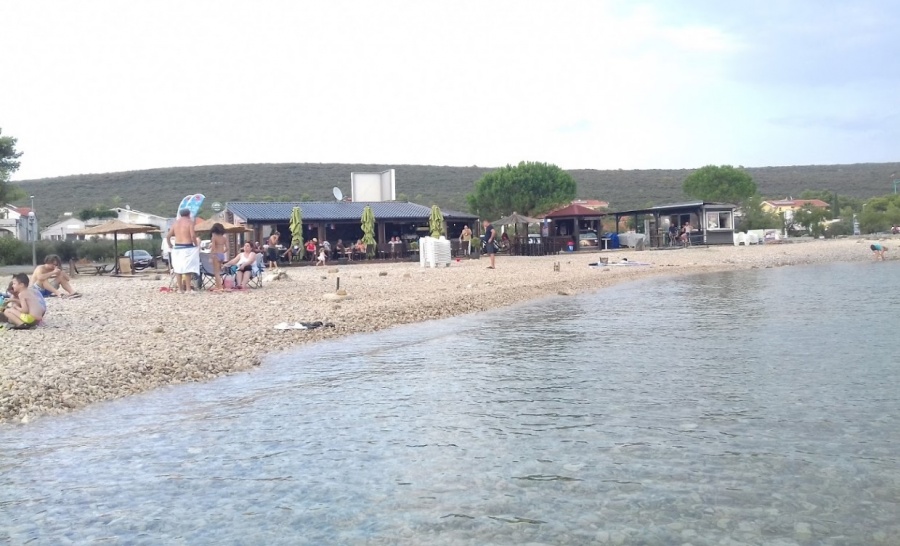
[613,201,736,216]
[545,203,606,218]
[226,201,476,223]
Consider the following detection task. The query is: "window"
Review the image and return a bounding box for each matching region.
[706,211,733,230]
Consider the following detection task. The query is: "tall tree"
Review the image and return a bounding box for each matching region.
[739,194,782,230]
[0,128,24,204]
[682,165,756,204]
[466,161,576,220]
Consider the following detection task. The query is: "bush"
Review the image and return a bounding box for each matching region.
[0,236,162,265]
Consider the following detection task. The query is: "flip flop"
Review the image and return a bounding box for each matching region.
[67,293,82,299]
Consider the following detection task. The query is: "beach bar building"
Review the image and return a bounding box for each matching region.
[225,201,477,258]
[611,201,737,247]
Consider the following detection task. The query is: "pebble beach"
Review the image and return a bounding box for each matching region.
[0,238,885,424]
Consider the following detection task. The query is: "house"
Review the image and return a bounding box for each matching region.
[225,201,476,251]
[112,207,171,238]
[570,199,609,210]
[41,216,89,240]
[761,198,829,222]
[0,204,33,241]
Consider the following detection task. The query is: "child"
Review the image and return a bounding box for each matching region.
[3,273,46,329]
[870,243,888,261]
[316,246,327,266]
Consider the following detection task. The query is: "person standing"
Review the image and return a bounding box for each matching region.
[166,208,200,294]
[459,224,472,255]
[482,219,497,269]
[266,231,280,270]
[209,223,228,291]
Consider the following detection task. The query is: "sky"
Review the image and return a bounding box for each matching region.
[2,0,899,181]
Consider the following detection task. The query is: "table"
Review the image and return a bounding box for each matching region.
[77,262,115,275]
[600,238,612,250]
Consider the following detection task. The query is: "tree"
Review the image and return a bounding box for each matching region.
[466,161,576,220]
[0,128,24,205]
[682,165,756,204]
[739,195,782,230]
[792,204,829,237]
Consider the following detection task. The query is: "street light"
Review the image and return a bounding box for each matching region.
[29,195,36,267]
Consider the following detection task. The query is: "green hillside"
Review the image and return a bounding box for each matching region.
[11,161,900,222]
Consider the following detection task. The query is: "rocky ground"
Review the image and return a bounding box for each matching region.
[0,237,886,424]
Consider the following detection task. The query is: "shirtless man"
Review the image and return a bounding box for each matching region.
[266,232,280,270]
[3,273,46,329]
[31,254,78,298]
[166,208,201,293]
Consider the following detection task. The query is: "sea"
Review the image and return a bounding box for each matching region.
[1,261,898,545]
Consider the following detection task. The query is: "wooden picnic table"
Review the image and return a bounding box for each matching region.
[76,262,115,275]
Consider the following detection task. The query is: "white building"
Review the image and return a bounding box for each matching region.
[0,204,34,241]
[41,216,90,240]
[112,206,172,239]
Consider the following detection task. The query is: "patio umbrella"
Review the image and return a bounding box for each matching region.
[361,205,376,258]
[429,205,444,238]
[493,211,541,238]
[289,206,304,260]
[78,219,156,275]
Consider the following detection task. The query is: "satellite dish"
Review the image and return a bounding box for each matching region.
[333,187,344,201]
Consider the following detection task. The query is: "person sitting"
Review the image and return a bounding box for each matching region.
[500,232,511,250]
[667,224,679,246]
[31,254,79,298]
[335,239,347,260]
[224,243,258,289]
[355,239,367,259]
[680,222,693,245]
[3,273,46,329]
[322,240,332,259]
[305,238,318,261]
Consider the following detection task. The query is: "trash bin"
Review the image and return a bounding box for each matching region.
[567,241,574,252]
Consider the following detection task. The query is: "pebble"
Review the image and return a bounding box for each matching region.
[0,239,870,424]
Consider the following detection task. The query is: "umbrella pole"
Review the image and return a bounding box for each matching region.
[130,234,136,273]
[113,234,120,275]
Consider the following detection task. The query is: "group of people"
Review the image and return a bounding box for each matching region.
[667,221,693,245]
[1,254,80,329]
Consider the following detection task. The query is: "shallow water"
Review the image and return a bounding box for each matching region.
[2,262,899,545]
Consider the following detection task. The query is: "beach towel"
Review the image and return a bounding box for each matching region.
[171,245,200,275]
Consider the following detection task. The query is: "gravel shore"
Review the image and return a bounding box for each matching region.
[0,238,884,424]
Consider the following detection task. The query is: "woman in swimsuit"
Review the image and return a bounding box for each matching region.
[210,223,228,290]
[224,243,257,289]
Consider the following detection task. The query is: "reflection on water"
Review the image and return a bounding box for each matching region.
[1,262,899,545]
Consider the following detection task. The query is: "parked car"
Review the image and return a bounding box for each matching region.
[579,230,599,247]
[124,249,156,269]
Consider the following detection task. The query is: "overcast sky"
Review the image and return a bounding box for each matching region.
[3,0,898,181]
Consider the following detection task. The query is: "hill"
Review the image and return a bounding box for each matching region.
[12,161,900,222]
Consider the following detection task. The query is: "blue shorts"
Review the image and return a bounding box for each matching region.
[38,287,54,297]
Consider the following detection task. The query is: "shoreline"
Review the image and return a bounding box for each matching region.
[0,238,882,424]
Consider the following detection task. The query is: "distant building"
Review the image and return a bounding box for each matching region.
[761,198,829,222]
[41,217,89,240]
[0,204,33,241]
[112,207,171,237]
[570,199,609,210]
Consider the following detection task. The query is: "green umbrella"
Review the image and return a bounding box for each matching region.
[290,206,304,260]
[361,205,376,258]
[429,205,444,238]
